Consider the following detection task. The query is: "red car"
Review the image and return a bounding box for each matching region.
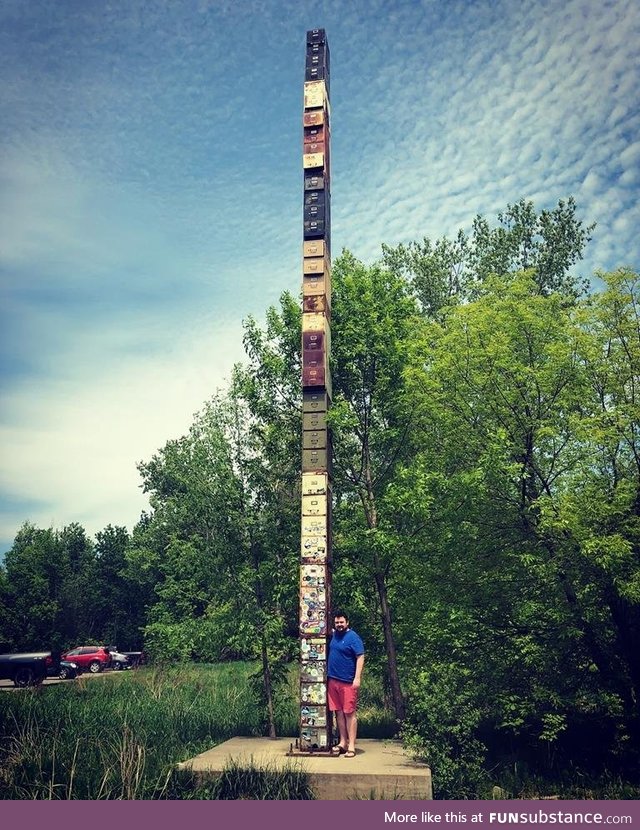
[61,646,111,674]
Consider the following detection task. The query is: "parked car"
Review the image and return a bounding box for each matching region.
[0,651,52,686]
[47,658,79,680]
[107,649,131,671]
[61,646,111,674]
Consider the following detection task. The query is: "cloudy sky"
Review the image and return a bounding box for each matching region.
[1,0,638,555]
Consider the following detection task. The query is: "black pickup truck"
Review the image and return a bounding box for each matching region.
[0,652,52,687]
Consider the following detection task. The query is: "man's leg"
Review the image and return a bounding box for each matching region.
[335,710,348,749]
[345,710,358,752]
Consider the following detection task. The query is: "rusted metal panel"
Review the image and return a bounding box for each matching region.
[302,294,330,314]
[304,125,326,144]
[303,366,328,388]
[303,108,325,127]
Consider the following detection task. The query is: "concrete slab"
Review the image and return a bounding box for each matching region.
[178,737,432,800]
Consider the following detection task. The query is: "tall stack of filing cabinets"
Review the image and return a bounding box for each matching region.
[300,28,332,752]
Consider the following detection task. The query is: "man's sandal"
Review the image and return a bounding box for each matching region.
[344,750,356,758]
[331,745,346,756]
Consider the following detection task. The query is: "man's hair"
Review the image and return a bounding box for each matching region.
[333,610,349,622]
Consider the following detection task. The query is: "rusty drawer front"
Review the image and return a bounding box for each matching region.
[303,139,326,156]
[303,411,327,432]
[304,125,326,144]
[303,390,330,412]
[302,366,328,388]
[301,471,328,494]
[302,294,330,315]
[303,329,325,350]
[303,108,325,127]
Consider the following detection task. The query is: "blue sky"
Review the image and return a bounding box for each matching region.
[1,0,639,555]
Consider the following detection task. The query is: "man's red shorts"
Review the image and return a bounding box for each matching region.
[328,677,359,714]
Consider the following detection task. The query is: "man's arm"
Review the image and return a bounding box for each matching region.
[352,653,365,688]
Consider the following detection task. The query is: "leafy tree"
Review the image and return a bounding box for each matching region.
[382,197,595,316]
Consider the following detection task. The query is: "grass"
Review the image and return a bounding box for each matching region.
[0,661,396,800]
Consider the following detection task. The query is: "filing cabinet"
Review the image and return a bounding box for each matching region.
[303,431,328,450]
[303,350,326,370]
[300,663,326,683]
[301,636,327,660]
[302,330,325,350]
[303,239,327,258]
[303,108,325,127]
[302,274,330,296]
[303,366,328,388]
[304,80,326,109]
[306,28,326,44]
[303,412,327,432]
[301,562,326,583]
[300,703,327,726]
[304,190,326,208]
[303,219,329,238]
[304,140,325,156]
[300,727,328,749]
[302,294,329,314]
[301,535,328,563]
[304,125,326,144]
[301,680,327,703]
[304,172,327,191]
[305,66,329,88]
[301,472,328,494]
[302,447,331,472]
[302,313,327,332]
[302,514,328,536]
[306,41,329,65]
[302,493,328,515]
[303,251,329,270]
[304,203,326,221]
[303,391,330,412]
[302,152,324,171]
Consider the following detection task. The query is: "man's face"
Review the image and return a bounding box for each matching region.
[334,616,349,632]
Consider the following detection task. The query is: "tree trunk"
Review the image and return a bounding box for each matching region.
[361,460,406,722]
[250,540,277,738]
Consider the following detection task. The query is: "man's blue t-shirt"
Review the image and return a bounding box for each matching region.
[328,629,365,683]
